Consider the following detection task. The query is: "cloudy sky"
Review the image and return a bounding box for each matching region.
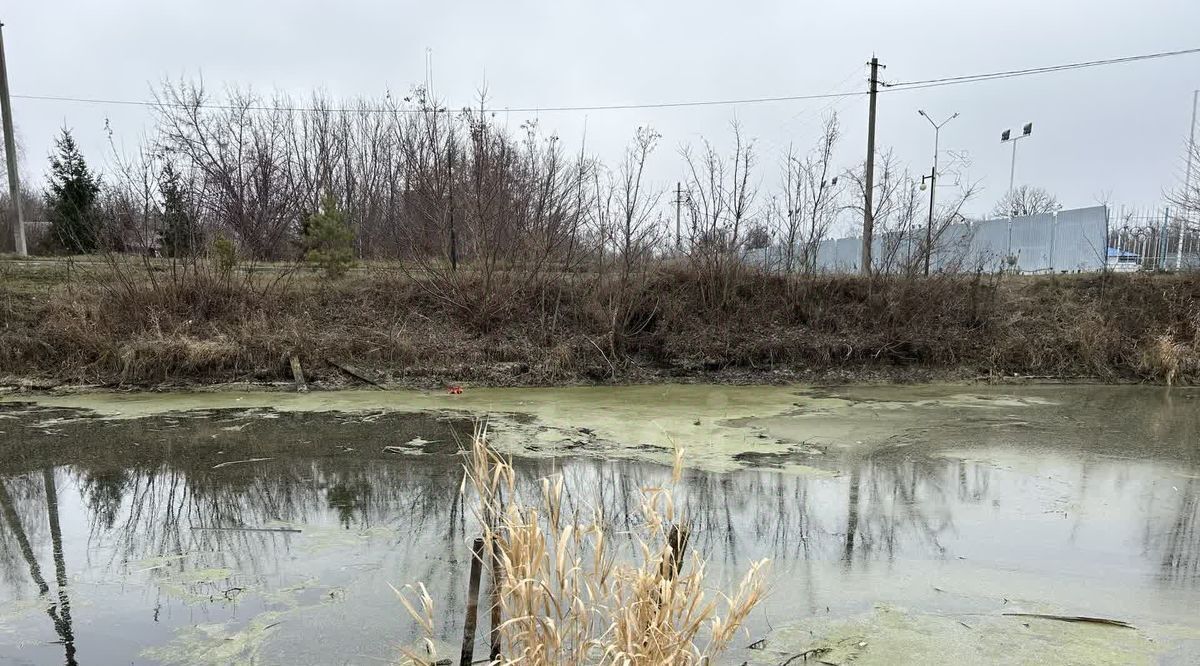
[4,0,1199,228]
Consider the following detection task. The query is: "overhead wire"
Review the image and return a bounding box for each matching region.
[11,45,1200,114]
[883,46,1200,92]
[11,90,868,114]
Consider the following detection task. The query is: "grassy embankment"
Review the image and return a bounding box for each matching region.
[1,255,1198,388]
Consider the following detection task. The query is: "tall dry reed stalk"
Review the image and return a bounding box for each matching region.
[399,424,768,665]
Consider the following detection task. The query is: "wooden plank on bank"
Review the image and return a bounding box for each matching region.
[327,359,387,389]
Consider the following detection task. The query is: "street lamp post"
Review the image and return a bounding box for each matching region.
[1001,122,1034,202]
[1001,122,1034,264]
[918,110,958,276]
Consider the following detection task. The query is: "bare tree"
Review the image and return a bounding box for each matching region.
[1170,139,1200,217]
[856,150,980,275]
[387,88,589,329]
[594,127,664,362]
[776,114,843,273]
[153,80,304,260]
[613,127,663,284]
[846,150,907,273]
[1167,138,1200,268]
[989,185,1061,218]
[681,121,759,309]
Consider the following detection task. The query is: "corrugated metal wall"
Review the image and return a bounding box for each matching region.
[777,205,1109,274]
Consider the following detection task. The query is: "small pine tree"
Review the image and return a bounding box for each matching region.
[45,128,102,254]
[303,195,355,278]
[211,234,238,275]
[159,162,195,257]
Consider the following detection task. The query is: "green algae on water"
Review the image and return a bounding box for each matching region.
[743,605,1169,666]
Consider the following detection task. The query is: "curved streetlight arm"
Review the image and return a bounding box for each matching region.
[919,110,959,131]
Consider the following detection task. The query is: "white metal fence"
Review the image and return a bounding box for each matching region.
[1108,206,1200,271]
[752,205,1200,274]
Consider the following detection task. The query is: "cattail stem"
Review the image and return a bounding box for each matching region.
[661,523,691,580]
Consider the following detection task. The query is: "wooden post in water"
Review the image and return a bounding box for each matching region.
[489,543,502,662]
[459,537,485,666]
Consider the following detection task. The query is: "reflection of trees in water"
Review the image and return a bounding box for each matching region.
[739,469,822,563]
[867,455,959,562]
[1,396,1198,657]
[2,396,1198,663]
[842,466,861,566]
[1,448,1190,587]
[838,454,965,568]
[1142,392,1200,586]
[73,460,463,575]
[42,468,77,665]
[79,468,129,531]
[327,479,373,529]
[0,474,45,595]
[1156,478,1199,586]
[0,470,77,665]
[1,456,476,645]
[537,454,990,569]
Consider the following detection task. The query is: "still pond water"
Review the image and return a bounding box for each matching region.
[0,384,1198,665]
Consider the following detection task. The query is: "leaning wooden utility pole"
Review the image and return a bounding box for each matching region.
[860,56,882,275]
[675,182,682,251]
[1179,89,1198,271]
[0,21,27,256]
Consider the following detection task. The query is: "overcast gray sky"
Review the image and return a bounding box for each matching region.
[5,0,1200,229]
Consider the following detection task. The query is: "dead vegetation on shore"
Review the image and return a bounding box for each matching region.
[1,259,1198,387]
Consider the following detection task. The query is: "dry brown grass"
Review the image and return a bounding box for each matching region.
[398,426,768,665]
[2,258,1200,386]
[1139,330,1200,385]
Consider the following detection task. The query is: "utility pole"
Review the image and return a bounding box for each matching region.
[861,56,882,275]
[447,135,457,271]
[1179,90,1198,271]
[675,182,682,252]
[0,22,26,256]
[924,166,936,276]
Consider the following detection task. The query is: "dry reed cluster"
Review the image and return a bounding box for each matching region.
[398,425,768,665]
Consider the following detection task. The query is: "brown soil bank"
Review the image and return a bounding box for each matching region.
[1,262,1198,387]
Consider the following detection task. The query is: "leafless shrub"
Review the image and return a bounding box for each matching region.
[680,121,759,310]
[154,80,304,260]
[774,114,844,274]
[393,90,589,331]
[590,127,665,362]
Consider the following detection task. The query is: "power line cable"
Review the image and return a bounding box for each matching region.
[11,90,868,114]
[11,45,1200,114]
[885,46,1200,91]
